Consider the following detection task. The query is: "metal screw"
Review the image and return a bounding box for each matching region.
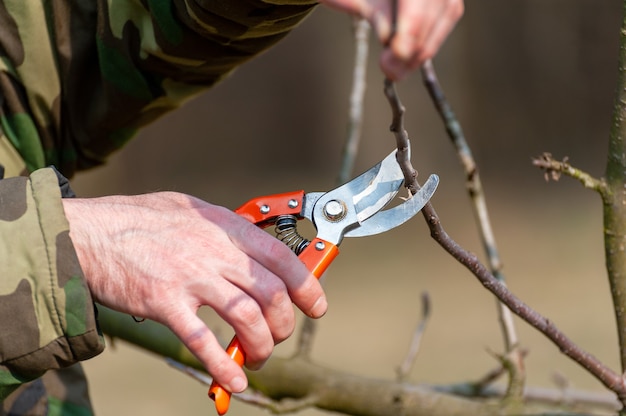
[323,200,346,222]
[260,205,270,214]
[315,241,326,251]
[288,199,299,209]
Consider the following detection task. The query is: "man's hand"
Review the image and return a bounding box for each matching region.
[319,0,464,80]
[62,192,327,394]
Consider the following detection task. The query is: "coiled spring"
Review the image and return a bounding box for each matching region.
[274,215,310,255]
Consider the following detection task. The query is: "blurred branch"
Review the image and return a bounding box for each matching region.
[167,358,320,414]
[431,381,620,413]
[98,306,617,415]
[396,292,431,381]
[419,60,525,399]
[296,17,372,360]
[338,17,371,185]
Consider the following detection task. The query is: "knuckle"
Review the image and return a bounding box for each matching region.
[236,300,263,327]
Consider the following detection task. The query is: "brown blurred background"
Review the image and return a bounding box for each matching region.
[77,2,621,415]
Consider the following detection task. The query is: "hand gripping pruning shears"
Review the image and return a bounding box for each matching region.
[208,149,439,414]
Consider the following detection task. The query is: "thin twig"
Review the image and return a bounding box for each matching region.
[166,358,318,413]
[338,17,371,184]
[396,292,431,381]
[420,60,524,398]
[533,152,608,195]
[295,16,372,360]
[167,358,213,385]
[431,382,620,412]
[383,79,418,194]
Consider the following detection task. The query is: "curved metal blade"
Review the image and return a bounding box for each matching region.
[352,150,406,222]
[344,174,439,238]
[304,150,405,224]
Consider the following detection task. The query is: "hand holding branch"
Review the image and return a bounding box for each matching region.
[319,0,464,80]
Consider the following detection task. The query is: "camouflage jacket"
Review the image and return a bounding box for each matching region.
[0,0,315,414]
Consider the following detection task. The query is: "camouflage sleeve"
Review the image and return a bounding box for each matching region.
[0,0,317,177]
[0,167,104,401]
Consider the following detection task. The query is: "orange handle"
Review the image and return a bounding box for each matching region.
[234,190,304,226]
[208,337,244,415]
[297,237,339,278]
[208,238,338,414]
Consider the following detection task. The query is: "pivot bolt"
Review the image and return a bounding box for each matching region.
[323,200,346,222]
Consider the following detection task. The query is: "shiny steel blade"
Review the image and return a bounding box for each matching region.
[350,150,405,222]
[303,150,405,224]
[344,174,439,238]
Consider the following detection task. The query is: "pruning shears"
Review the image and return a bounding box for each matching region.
[208,149,439,415]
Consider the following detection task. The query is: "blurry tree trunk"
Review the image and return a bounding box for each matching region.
[604,2,626,386]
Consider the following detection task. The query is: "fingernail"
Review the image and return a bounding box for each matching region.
[229,376,247,393]
[309,295,328,318]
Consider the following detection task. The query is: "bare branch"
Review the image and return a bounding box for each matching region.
[420,203,626,404]
[383,78,418,194]
[167,358,213,385]
[396,292,431,381]
[99,305,620,415]
[296,17,371,359]
[533,152,607,194]
[420,59,524,397]
[167,358,319,413]
[338,17,371,185]
[431,381,620,413]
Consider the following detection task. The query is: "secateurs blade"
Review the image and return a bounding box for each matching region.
[208,149,439,414]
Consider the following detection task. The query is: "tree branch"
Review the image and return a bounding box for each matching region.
[396,292,431,381]
[383,79,418,194]
[420,60,525,398]
[420,203,626,403]
[532,152,607,195]
[295,17,372,359]
[98,306,618,415]
[338,17,371,185]
[381,67,626,405]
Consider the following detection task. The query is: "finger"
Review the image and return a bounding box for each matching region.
[391,0,439,61]
[165,308,248,393]
[413,0,464,65]
[226,215,328,318]
[225,258,296,345]
[193,270,278,370]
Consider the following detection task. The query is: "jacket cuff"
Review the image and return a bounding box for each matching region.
[0,168,104,379]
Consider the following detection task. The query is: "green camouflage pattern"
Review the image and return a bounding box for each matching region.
[0,0,317,412]
[1,365,94,415]
[0,0,316,177]
[0,169,104,406]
